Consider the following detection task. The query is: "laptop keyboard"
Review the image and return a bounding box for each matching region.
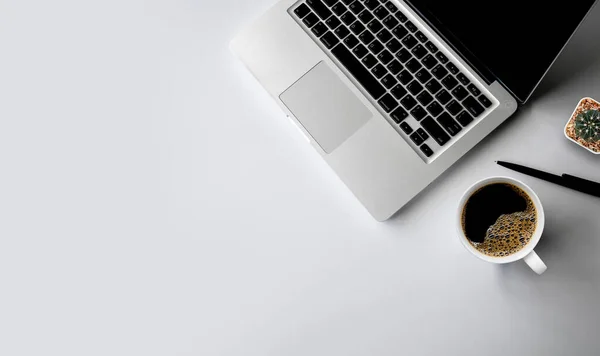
[291,0,495,161]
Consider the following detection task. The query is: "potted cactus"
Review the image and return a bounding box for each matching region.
[565,97,600,154]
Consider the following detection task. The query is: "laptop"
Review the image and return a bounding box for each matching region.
[231,0,597,221]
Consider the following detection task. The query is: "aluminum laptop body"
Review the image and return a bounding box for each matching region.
[230,0,592,221]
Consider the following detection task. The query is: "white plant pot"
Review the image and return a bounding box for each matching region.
[564,97,600,155]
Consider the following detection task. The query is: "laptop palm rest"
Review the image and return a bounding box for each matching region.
[280,62,372,153]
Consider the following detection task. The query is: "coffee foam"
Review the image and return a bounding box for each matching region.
[468,185,537,257]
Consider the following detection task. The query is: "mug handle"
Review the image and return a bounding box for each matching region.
[524,250,547,275]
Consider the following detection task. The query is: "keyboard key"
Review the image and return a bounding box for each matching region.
[368,40,384,54]
[372,64,388,79]
[446,62,459,75]
[407,80,423,95]
[420,143,434,157]
[350,21,366,35]
[341,0,353,3]
[385,2,398,13]
[391,84,407,99]
[400,121,413,134]
[294,4,311,18]
[374,5,390,19]
[396,48,411,63]
[405,20,417,32]
[462,96,485,117]
[402,34,418,49]
[381,73,398,88]
[312,22,328,36]
[432,64,449,79]
[397,69,413,84]
[332,3,346,16]
[451,86,469,101]
[415,69,432,83]
[331,44,385,99]
[411,105,427,121]
[323,0,338,5]
[392,25,408,40]
[349,1,365,14]
[411,44,427,59]
[365,0,379,10]
[422,116,450,146]
[386,38,401,53]
[378,50,393,64]
[340,12,356,25]
[383,15,399,29]
[415,31,427,43]
[437,112,462,136]
[416,128,429,140]
[378,93,399,112]
[358,10,374,24]
[457,73,470,86]
[391,107,409,123]
[425,41,438,53]
[435,52,448,63]
[362,53,378,68]
[307,0,333,19]
[467,83,481,96]
[456,111,474,126]
[426,101,443,117]
[367,19,383,33]
[417,91,433,106]
[441,75,458,90]
[353,43,368,57]
[422,54,438,69]
[425,79,442,94]
[377,29,393,43]
[401,95,417,110]
[335,25,351,38]
[405,58,422,73]
[395,11,407,22]
[303,12,319,27]
[435,89,452,105]
[410,131,425,145]
[344,34,359,48]
[359,31,375,44]
[387,59,403,74]
[320,31,340,48]
[326,16,342,29]
[478,94,492,108]
[446,100,462,115]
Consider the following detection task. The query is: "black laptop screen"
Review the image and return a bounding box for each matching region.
[405,0,596,102]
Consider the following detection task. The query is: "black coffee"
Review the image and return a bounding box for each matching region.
[461,183,537,257]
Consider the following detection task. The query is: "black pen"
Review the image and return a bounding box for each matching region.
[496,161,600,198]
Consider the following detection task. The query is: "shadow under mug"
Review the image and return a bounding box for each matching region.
[457,176,547,275]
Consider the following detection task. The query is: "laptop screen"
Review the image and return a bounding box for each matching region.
[405,0,597,102]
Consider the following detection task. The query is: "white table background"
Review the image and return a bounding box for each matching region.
[1,1,600,355]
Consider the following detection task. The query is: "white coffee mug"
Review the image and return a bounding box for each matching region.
[457,176,547,275]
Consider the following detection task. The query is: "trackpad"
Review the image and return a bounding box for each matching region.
[280,62,372,153]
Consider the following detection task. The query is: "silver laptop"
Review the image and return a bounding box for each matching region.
[231,0,596,221]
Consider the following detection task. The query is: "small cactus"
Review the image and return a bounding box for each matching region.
[575,109,600,142]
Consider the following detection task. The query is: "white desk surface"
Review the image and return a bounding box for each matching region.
[1,1,600,355]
